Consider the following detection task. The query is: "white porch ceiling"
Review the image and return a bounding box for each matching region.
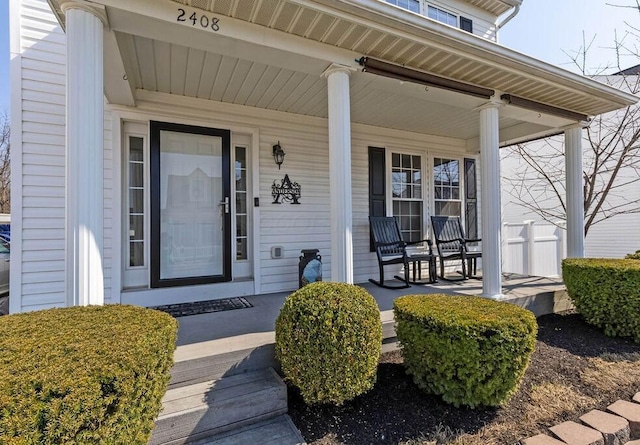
[119,33,529,140]
[161,0,636,117]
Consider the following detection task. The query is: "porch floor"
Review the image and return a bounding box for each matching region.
[174,274,569,363]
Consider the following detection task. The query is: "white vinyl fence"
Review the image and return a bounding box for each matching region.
[502,221,566,277]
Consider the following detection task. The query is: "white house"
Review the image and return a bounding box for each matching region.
[9,0,637,313]
[501,68,640,260]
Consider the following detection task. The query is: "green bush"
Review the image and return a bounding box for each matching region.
[394,294,537,408]
[563,258,640,342]
[0,305,178,444]
[625,250,640,260]
[275,282,382,405]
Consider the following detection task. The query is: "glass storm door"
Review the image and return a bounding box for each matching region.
[150,121,231,288]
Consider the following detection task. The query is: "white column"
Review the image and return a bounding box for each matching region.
[479,101,503,298]
[323,64,355,283]
[62,2,107,306]
[565,125,585,258]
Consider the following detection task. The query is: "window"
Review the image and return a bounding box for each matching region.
[235,147,248,261]
[127,136,145,267]
[385,0,420,13]
[433,157,461,217]
[391,153,423,242]
[427,5,457,27]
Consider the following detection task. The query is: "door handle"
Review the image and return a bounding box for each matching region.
[219,197,229,214]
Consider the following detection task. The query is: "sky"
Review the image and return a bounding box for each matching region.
[0,0,639,113]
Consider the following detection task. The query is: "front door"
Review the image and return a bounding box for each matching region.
[150,121,232,288]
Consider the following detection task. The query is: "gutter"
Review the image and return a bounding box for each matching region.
[495,0,521,34]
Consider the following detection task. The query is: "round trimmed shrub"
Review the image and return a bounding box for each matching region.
[0,305,177,444]
[563,258,640,342]
[394,294,537,408]
[275,282,382,405]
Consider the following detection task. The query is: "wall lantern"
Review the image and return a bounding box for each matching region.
[272,141,286,169]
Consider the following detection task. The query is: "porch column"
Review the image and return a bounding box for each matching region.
[565,125,585,258]
[61,1,107,306]
[479,100,503,298]
[324,64,355,283]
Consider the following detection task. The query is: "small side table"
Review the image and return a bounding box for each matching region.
[406,253,437,284]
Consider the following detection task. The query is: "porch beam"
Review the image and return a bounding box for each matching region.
[61,1,106,306]
[324,64,355,284]
[479,99,503,298]
[565,125,585,258]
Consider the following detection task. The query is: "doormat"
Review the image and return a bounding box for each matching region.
[151,297,253,318]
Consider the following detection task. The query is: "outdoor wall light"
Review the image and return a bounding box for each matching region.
[272,141,286,169]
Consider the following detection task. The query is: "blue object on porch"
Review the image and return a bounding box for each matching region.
[299,249,322,288]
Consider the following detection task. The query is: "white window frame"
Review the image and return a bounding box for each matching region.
[386,148,428,243]
[427,4,458,27]
[430,155,464,221]
[122,121,151,289]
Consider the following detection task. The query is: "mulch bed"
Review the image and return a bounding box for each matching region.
[287,311,640,445]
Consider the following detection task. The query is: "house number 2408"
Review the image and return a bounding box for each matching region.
[176,8,220,31]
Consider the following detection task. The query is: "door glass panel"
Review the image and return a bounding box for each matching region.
[159,130,224,279]
[127,136,145,268]
[235,146,248,261]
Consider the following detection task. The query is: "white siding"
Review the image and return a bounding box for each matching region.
[103,109,114,303]
[14,0,67,312]
[123,92,472,295]
[13,0,115,312]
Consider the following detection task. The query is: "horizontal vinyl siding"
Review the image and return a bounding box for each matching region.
[18,0,66,311]
[103,109,114,302]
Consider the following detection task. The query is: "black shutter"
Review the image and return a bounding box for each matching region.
[460,17,473,33]
[369,147,386,251]
[464,158,478,239]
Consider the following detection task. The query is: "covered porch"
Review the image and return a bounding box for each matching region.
[174,275,568,359]
[35,0,637,314]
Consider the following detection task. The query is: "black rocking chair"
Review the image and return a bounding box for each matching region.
[430,215,482,281]
[369,216,435,289]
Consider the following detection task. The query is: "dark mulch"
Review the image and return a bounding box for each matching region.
[287,311,640,445]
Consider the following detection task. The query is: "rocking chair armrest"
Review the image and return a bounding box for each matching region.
[375,240,407,248]
[464,238,481,244]
[406,238,434,255]
[436,238,464,247]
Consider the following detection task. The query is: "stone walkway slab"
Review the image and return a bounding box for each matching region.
[580,409,630,445]
[607,400,640,439]
[550,421,604,445]
[633,392,640,404]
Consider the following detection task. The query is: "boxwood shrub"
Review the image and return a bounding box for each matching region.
[275,282,382,405]
[0,305,178,444]
[563,258,640,341]
[394,294,537,408]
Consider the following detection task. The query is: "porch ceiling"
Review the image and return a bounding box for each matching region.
[118,33,531,140]
[47,0,637,143]
[160,0,637,117]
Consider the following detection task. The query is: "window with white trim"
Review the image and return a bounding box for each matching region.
[427,5,457,27]
[433,157,462,217]
[385,0,420,13]
[391,153,423,242]
[127,136,145,267]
